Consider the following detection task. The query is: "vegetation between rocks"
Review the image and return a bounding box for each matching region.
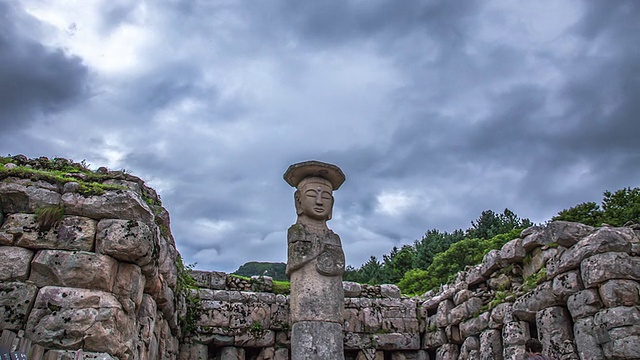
[176,256,201,337]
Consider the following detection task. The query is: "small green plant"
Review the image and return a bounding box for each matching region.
[249,321,266,338]
[175,256,201,337]
[35,205,65,231]
[523,267,547,292]
[522,253,533,265]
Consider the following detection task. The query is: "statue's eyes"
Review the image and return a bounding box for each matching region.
[305,190,316,197]
[321,193,332,200]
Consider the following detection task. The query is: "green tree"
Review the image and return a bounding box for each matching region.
[553,201,602,226]
[553,187,640,227]
[355,256,384,285]
[467,208,532,240]
[601,187,640,226]
[397,228,523,295]
[381,245,416,284]
[413,229,465,269]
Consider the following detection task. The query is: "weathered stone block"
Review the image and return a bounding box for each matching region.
[512,281,559,321]
[62,190,154,223]
[96,219,156,268]
[522,247,557,278]
[502,345,526,360]
[465,265,486,286]
[113,262,146,313]
[0,214,39,245]
[362,304,383,333]
[573,317,605,360]
[445,324,461,344]
[536,306,575,359]
[460,336,480,359]
[487,273,511,291]
[459,312,489,338]
[499,238,525,263]
[435,299,454,328]
[26,286,134,359]
[581,251,640,288]
[453,289,472,306]
[598,279,640,307]
[380,284,401,298]
[218,347,242,360]
[235,329,275,347]
[546,221,594,248]
[198,300,231,328]
[29,250,118,292]
[480,250,504,277]
[0,281,38,330]
[422,327,446,350]
[0,180,33,212]
[177,342,207,360]
[448,297,482,326]
[0,246,34,281]
[421,283,462,309]
[371,333,420,350]
[489,302,513,328]
[602,335,640,359]
[343,281,362,297]
[479,329,503,360]
[274,348,289,360]
[501,321,530,346]
[547,226,633,278]
[522,229,552,251]
[566,289,602,320]
[602,327,640,359]
[551,269,583,300]
[344,332,373,350]
[0,180,61,213]
[157,234,178,289]
[593,306,640,330]
[15,216,96,251]
[435,343,459,360]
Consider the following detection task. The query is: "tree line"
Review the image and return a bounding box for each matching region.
[343,208,532,294]
[344,186,640,295]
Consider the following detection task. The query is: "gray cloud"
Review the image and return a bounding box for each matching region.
[0,2,89,130]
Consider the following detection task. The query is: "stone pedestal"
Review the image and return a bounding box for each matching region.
[291,322,344,359]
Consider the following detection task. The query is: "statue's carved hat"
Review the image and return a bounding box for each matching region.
[283,160,346,190]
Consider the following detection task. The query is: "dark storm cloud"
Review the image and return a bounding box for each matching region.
[275,0,480,46]
[0,2,89,130]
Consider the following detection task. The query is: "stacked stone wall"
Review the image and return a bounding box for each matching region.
[0,170,180,360]
[183,222,640,360]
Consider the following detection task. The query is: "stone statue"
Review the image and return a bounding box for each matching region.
[284,161,346,360]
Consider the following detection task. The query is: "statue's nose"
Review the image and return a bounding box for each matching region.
[315,193,323,205]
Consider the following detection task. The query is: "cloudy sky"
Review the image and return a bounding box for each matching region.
[2,0,639,273]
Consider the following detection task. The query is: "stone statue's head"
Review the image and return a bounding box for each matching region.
[294,176,334,221]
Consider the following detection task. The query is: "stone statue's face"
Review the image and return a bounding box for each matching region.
[296,178,334,221]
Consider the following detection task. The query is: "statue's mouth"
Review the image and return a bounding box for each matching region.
[314,207,324,213]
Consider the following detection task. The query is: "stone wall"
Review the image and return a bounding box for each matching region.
[0,165,180,360]
[182,221,640,360]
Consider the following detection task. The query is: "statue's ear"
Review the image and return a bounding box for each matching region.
[294,190,303,215]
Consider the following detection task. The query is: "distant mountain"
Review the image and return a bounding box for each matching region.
[233,261,288,281]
